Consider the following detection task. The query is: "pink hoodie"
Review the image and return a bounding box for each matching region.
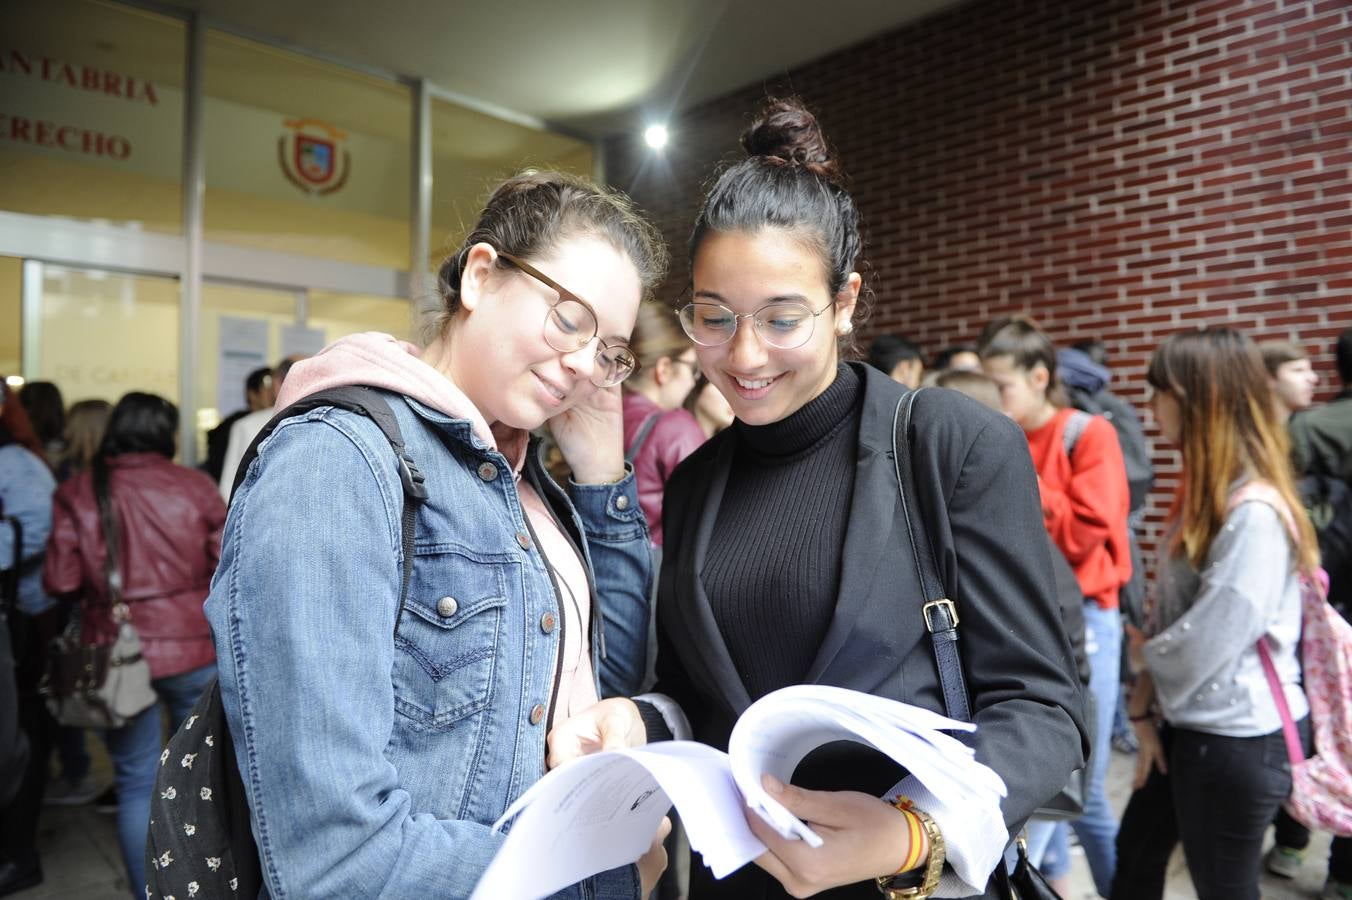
[277,332,599,722]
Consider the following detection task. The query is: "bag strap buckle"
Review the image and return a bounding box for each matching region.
[922,598,958,632]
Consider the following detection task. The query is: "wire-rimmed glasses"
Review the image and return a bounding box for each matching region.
[677,297,836,350]
[498,251,639,387]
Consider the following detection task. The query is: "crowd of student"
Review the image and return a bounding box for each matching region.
[867,324,1352,900]
[0,94,1345,900]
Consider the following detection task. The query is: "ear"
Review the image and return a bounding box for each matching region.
[1029,362,1051,393]
[833,272,862,329]
[652,356,675,386]
[457,242,500,313]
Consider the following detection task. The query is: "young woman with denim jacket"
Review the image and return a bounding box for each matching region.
[204,172,670,899]
[549,99,1088,899]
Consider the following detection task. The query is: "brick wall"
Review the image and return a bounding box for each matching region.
[605,0,1352,559]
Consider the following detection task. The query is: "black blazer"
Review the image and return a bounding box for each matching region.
[654,363,1089,899]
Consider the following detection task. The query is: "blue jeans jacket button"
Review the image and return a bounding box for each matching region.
[436,596,458,617]
[477,462,498,481]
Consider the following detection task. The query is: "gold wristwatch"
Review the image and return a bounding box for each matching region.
[876,802,945,899]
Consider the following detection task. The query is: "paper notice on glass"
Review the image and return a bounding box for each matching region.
[216,317,269,418]
[280,323,326,357]
[470,686,1008,899]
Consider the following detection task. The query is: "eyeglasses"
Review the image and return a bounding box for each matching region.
[498,251,639,387]
[678,297,836,350]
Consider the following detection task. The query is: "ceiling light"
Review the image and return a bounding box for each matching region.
[644,124,668,150]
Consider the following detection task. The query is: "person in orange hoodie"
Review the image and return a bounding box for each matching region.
[981,315,1131,898]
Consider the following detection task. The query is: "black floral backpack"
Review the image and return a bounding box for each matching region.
[145,387,427,899]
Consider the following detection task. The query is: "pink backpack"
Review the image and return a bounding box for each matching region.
[1235,482,1352,836]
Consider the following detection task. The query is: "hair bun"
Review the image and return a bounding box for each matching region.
[740,97,843,186]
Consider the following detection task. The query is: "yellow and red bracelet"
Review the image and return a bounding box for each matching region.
[887,796,925,874]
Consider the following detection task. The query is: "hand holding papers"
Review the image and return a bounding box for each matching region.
[469,685,1008,900]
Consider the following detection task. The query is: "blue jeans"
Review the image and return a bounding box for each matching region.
[1073,602,1121,897]
[102,663,216,898]
[1025,818,1071,878]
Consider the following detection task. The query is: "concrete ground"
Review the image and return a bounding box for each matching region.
[10,738,1338,899]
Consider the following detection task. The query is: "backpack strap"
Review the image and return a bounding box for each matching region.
[891,388,971,723]
[1061,409,1093,460]
[625,413,660,465]
[1256,638,1305,767]
[228,386,429,633]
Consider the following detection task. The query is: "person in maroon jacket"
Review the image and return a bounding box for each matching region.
[43,392,225,896]
[621,303,709,549]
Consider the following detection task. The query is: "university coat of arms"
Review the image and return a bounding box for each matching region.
[278,118,350,195]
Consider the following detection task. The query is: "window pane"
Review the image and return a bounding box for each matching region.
[0,257,20,376]
[430,98,593,270]
[37,265,179,403]
[195,282,298,457]
[309,290,413,344]
[0,0,184,232]
[203,31,411,269]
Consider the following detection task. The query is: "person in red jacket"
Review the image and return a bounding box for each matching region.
[981,316,1131,898]
[622,303,708,549]
[43,392,226,897]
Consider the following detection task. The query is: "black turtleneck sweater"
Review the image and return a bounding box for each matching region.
[702,363,861,701]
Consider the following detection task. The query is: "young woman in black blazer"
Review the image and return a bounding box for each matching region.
[549,98,1087,899]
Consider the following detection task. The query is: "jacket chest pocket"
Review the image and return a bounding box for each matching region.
[393,547,516,730]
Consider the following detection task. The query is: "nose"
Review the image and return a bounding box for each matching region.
[725,317,767,370]
[560,338,599,383]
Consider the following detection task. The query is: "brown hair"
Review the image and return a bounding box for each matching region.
[434,171,667,335]
[977,315,1065,406]
[0,381,46,461]
[1147,328,1319,573]
[62,398,112,475]
[936,370,1001,412]
[1258,339,1308,377]
[626,302,692,382]
[689,97,870,354]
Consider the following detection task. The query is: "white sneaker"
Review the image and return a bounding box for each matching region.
[1264,844,1306,879]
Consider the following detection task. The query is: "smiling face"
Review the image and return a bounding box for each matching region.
[689,229,858,426]
[451,236,643,430]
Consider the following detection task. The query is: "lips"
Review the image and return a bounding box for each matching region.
[726,371,783,400]
[533,370,570,404]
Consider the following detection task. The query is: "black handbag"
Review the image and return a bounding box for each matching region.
[992,836,1061,900]
[890,389,1066,898]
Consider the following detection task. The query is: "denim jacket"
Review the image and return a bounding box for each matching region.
[0,443,56,615]
[205,392,652,899]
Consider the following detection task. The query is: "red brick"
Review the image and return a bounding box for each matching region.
[607,0,1352,569]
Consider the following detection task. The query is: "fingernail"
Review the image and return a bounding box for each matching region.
[763,774,784,794]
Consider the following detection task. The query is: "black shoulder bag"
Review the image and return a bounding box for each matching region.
[891,388,1063,900]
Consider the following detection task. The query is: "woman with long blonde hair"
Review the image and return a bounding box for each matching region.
[1114,327,1316,900]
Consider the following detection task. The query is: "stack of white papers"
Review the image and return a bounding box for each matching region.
[470,685,1007,900]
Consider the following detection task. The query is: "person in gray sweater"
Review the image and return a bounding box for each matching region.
[1113,328,1318,900]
